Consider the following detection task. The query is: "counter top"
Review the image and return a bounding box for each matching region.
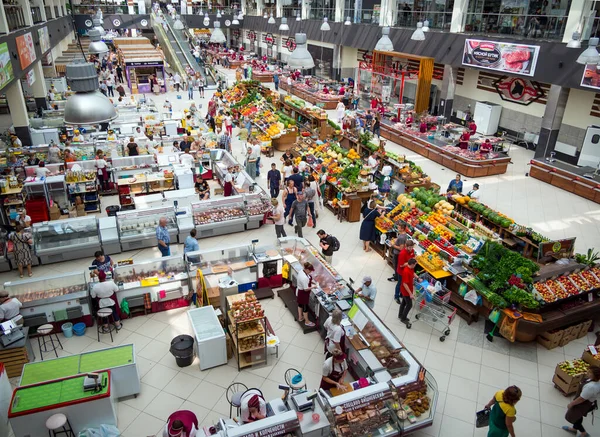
[0,327,29,352]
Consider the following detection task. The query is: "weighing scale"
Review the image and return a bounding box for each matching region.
[0,320,24,346]
[291,391,314,412]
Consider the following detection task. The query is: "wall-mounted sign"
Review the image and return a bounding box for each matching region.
[140,19,148,27]
[248,31,256,41]
[285,37,296,52]
[15,32,36,70]
[236,418,299,437]
[493,75,544,105]
[0,43,14,92]
[462,39,539,77]
[581,64,600,90]
[265,33,274,47]
[85,19,93,28]
[203,17,210,26]
[112,19,121,27]
[37,27,50,54]
[225,20,231,27]
[25,68,35,86]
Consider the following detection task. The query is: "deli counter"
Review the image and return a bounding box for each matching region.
[32,217,102,264]
[116,206,178,251]
[191,196,247,238]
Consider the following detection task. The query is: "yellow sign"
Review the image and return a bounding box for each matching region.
[194,28,211,34]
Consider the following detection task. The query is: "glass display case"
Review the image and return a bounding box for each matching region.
[191,196,247,238]
[111,155,156,178]
[116,206,178,251]
[244,191,272,230]
[212,151,238,182]
[67,142,96,161]
[392,372,438,435]
[4,271,88,308]
[32,217,100,263]
[186,244,257,285]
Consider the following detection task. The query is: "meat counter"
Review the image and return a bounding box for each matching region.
[191,196,247,238]
[244,191,272,230]
[3,271,92,328]
[32,217,101,264]
[116,206,179,251]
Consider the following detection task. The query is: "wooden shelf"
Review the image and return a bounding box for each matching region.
[230,335,266,354]
[238,353,266,369]
[228,312,265,338]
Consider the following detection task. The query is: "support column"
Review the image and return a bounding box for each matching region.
[534,85,569,160]
[31,62,48,111]
[450,0,467,33]
[439,65,457,119]
[563,0,591,42]
[34,0,47,21]
[46,0,56,19]
[335,0,344,22]
[256,0,265,17]
[301,1,310,20]
[379,0,397,26]
[276,0,282,19]
[5,81,31,146]
[17,0,34,26]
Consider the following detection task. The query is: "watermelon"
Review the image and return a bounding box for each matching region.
[424,207,432,213]
[501,219,511,228]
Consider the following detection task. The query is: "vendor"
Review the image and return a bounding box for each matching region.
[106,129,116,141]
[223,166,234,197]
[64,149,76,163]
[339,84,345,96]
[0,291,22,324]
[34,162,52,178]
[366,152,379,174]
[162,410,198,437]
[320,349,348,392]
[458,129,470,150]
[296,262,316,328]
[10,134,22,148]
[447,174,463,194]
[240,389,267,423]
[92,250,115,273]
[480,139,493,154]
[466,183,481,200]
[468,120,477,135]
[322,85,329,94]
[90,271,122,331]
[324,309,345,356]
[419,120,427,133]
[356,276,377,309]
[26,152,39,166]
[405,112,413,127]
[72,129,84,142]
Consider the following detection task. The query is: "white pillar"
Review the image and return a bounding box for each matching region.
[0,2,8,33]
[450,0,467,33]
[47,0,56,18]
[335,0,343,22]
[379,0,396,26]
[5,80,29,129]
[563,0,592,42]
[17,0,34,26]
[302,1,309,20]
[276,0,282,18]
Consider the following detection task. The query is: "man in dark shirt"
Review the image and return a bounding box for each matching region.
[267,163,281,198]
[317,230,334,264]
[388,223,408,282]
[91,250,115,273]
[288,167,304,191]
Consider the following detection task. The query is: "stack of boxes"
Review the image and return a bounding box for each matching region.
[552,359,590,395]
[537,320,593,350]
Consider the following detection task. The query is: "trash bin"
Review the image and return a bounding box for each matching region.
[105,205,120,217]
[61,322,73,338]
[170,335,195,367]
[73,322,86,336]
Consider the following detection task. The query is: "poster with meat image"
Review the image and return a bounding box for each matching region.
[581,64,600,89]
[463,39,540,77]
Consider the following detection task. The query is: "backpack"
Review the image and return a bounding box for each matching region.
[330,236,340,252]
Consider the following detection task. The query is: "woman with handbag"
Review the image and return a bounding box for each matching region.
[483,385,522,437]
[563,365,600,437]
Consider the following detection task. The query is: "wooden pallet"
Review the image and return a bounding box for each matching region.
[0,345,31,378]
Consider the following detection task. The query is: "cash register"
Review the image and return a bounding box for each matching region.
[0,320,24,347]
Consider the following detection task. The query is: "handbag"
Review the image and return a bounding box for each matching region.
[475,408,490,428]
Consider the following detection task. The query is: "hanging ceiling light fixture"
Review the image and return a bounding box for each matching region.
[296,12,301,21]
[232,14,240,25]
[64,61,117,125]
[320,17,330,31]
[411,22,426,41]
[422,20,430,32]
[263,11,268,19]
[577,37,600,64]
[268,12,276,24]
[566,31,581,48]
[288,33,315,69]
[279,17,289,31]
[238,12,244,20]
[216,9,221,18]
[210,21,227,44]
[92,17,105,37]
[173,15,185,30]
[375,27,394,51]
[88,28,109,55]
[344,16,351,25]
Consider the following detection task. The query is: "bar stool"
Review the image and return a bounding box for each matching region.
[285,368,306,393]
[37,324,63,360]
[96,308,118,343]
[226,382,248,418]
[46,413,75,437]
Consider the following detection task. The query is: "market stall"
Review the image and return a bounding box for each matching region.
[529,158,600,204]
[280,78,341,110]
[114,37,166,95]
[116,206,179,251]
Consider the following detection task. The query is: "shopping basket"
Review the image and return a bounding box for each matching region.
[409,273,457,342]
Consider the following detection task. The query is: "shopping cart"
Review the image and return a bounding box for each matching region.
[408,273,457,342]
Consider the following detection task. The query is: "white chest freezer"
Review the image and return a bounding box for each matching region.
[187,306,227,370]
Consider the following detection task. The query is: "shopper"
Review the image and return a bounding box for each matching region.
[282,179,297,224]
[197,179,210,200]
[253,141,262,177]
[394,239,415,303]
[198,75,205,98]
[281,150,294,166]
[64,149,76,163]
[162,410,199,437]
[372,116,381,138]
[320,348,348,391]
[245,146,258,177]
[563,366,600,437]
[224,113,233,136]
[47,142,62,164]
[447,174,463,193]
[483,385,522,437]
[267,163,282,198]
[184,229,200,254]
[289,166,303,191]
[106,75,115,97]
[324,309,345,355]
[34,161,52,178]
[359,194,383,252]
[173,72,181,92]
[116,63,124,83]
[356,276,377,309]
[91,250,115,274]
[303,180,317,227]
[336,100,345,124]
[388,223,408,282]
[187,75,194,100]
[9,225,33,278]
[17,210,31,228]
[91,270,122,331]
[156,217,171,257]
[95,149,110,192]
[398,258,417,324]
[126,137,139,156]
[273,73,280,91]
[317,230,335,264]
[289,191,309,238]
[26,152,39,166]
[296,262,316,327]
[269,198,287,238]
[0,291,22,324]
[282,159,294,182]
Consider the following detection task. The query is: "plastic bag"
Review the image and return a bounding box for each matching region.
[488,308,501,324]
[499,315,518,342]
[464,289,479,305]
[434,281,443,293]
[458,283,468,297]
[475,408,490,428]
[120,299,130,316]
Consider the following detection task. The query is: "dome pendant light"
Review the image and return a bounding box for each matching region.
[411,22,426,41]
[288,33,315,70]
[279,17,289,31]
[577,37,600,65]
[173,15,185,30]
[216,10,222,18]
[64,61,117,125]
[232,15,240,25]
[422,20,430,32]
[210,21,226,44]
[88,28,109,55]
[92,17,105,36]
[320,17,330,31]
[263,11,268,19]
[268,13,276,24]
[344,16,351,25]
[296,12,301,21]
[566,31,581,49]
[375,27,394,51]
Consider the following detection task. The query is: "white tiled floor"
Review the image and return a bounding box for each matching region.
[5,68,600,437]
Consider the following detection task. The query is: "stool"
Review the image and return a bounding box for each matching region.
[96,308,118,343]
[46,413,75,437]
[37,324,63,360]
[285,368,306,393]
[226,382,248,418]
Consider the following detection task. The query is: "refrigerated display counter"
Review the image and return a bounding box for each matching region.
[116,206,178,251]
[4,271,91,328]
[32,217,100,264]
[244,191,272,230]
[191,196,247,238]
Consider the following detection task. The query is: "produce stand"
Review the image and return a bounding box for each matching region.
[280,81,340,110]
[529,159,600,204]
[281,97,332,141]
[226,292,268,370]
[251,70,276,83]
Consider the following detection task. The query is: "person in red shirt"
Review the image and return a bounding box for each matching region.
[394,240,415,303]
[162,410,198,437]
[398,258,417,324]
[480,139,493,154]
[458,130,471,150]
[468,120,477,135]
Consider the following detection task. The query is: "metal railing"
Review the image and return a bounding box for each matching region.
[394,10,452,30]
[72,5,138,14]
[282,6,301,19]
[308,8,336,20]
[462,12,568,40]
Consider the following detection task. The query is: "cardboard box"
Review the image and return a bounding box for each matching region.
[582,350,600,367]
[537,329,564,350]
[552,373,580,395]
[562,325,577,337]
[555,363,585,386]
[49,211,61,220]
[559,332,577,347]
[542,329,564,343]
[577,320,593,339]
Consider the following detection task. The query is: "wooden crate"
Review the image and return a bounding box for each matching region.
[0,345,31,378]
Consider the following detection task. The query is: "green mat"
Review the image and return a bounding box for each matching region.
[79,344,134,373]
[11,372,110,414]
[20,355,80,386]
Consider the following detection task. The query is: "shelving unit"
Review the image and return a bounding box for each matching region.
[226,294,267,371]
[1,186,25,225]
[67,179,100,215]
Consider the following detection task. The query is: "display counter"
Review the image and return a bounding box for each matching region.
[116,206,179,251]
[251,70,276,83]
[529,158,600,204]
[280,81,340,110]
[32,216,100,263]
[116,171,175,198]
[280,99,332,141]
[8,371,116,437]
[4,271,91,328]
[191,196,248,238]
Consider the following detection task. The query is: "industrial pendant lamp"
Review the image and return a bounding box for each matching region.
[173,15,185,30]
[422,20,430,32]
[279,17,289,31]
[268,13,276,24]
[232,9,240,25]
[92,17,105,36]
[216,9,222,18]
[296,12,301,21]
[566,31,581,48]
[210,21,227,44]
[411,22,426,41]
[88,28,109,56]
[238,12,244,20]
[344,16,351,25]
[64,61,117,125]
[375,27,393,51]
[577,37,600,64]
[263,11,268,19]
[320,17,330,31]
[288,33,315,69]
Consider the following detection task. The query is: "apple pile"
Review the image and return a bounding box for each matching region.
[557,276,580,296]
[581,270,600,288]
[558,359,590,376]
[545,280,569,300]
[533,282,556,303]
[569,273,592,292]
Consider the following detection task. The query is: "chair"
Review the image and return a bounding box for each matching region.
[36,324,63,360]
[46,413,75,437]
[284,368,306,392]
[226,382,248,418]
[96,307,118,343]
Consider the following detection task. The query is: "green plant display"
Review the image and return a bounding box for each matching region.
[575,248,600,267]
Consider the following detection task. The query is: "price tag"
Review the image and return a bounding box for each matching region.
[117,259,134,266]
[588,292,593,302]
[589,345,598,355]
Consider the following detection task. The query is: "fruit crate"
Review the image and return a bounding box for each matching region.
[556,275,581,296]
[553,359,589,395]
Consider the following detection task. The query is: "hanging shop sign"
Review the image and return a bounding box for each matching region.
[248,31,256,42]
[15,32,36,70]
[0,43,13,92]
[336,389,393,413]
[462,39,539,77]
[37,27,50,54]
[285,37,296,52]
[493,75,544,106]
[265,33,275,47]
[539,238,576,261]
[581,64,600,90]
[25,69,35,86]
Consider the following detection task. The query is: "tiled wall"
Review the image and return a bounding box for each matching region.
[557,124,586,150]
